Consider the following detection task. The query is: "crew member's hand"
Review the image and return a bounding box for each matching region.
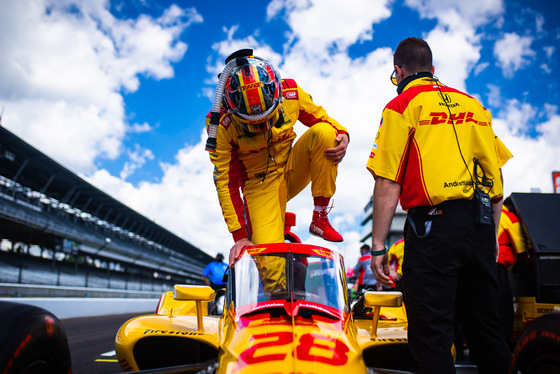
[325,133,349,165]
[370,250,392,287]
[229,238,253,266]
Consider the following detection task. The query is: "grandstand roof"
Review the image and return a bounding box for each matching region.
[0,125,213,264]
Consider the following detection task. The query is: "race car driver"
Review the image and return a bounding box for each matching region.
[206,49,349,284]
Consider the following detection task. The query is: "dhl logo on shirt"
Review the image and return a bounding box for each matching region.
[420,111,489,126]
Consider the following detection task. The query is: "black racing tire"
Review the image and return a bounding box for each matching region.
[510,312,560,374]
[0,301,71,374]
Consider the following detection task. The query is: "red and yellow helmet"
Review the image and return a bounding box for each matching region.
[223,56,282,134]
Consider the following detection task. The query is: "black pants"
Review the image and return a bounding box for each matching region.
[496,264,514,347]
[403,199,511,374]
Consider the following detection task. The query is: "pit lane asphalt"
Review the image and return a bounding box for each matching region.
[62,312,142,374]
[62,312,479,373]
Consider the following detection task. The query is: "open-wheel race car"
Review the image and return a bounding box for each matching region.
[115,242,410,373]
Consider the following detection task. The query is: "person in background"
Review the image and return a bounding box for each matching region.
[367,37,512,373]
[386,238,404,293]
[497,197,526,346]
[202,253,228,290]
[353,244,380,292]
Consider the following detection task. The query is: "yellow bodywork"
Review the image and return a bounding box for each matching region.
[513,296,560,338]
[115,245,410,373]
[115,285,220,371]
[115,287,407,373]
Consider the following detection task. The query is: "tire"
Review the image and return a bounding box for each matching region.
[510,312,560,374]
[0,301,71,374]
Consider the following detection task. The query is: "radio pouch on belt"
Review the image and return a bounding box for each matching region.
[474,187,492,225]
[473,158,492,225]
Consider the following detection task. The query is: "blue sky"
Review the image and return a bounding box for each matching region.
[1,0,559,267]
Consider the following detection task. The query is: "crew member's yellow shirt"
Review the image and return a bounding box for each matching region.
[367,77,512,210]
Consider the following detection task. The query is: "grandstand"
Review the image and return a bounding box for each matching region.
[0,125,213,297]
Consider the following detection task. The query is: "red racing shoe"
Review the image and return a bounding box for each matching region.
[309,209,343,242]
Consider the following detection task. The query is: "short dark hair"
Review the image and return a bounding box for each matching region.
[360,244,370,252]
[394,37,433,73]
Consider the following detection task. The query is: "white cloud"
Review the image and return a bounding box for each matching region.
[120,144,155,180]
[87,128,231,254]
[0,0,200,173]
[494,33,536,78]
[399,0,503,93]
[543,46,555,59]
[538,104,560,145]
[490,99,559,195]
[208,26,284,80]
[535,13,545,34]
[405,0,504,28]
[129,122,154,133]
[425,25,481,92]
[486,84,502,108]
[500,99,537,136]
[474,62,489,76]
[266,0,392,57]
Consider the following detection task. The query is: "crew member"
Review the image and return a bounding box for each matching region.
[386,238,404,293]
[202,253,228,290]
[367,37,513,373]
[353,244,380,292]
[497,199,526,345]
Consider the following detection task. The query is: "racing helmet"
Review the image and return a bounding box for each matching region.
[223,56,282,134]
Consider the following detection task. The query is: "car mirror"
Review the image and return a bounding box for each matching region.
[363,291,403,340]
[173,285,215,333]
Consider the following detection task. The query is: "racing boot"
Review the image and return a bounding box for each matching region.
[309,208,343,242]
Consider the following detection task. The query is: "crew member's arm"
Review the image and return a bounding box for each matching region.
[203,276,211,287]
[370,177,401,287]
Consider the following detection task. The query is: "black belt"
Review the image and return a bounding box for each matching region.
[409,199,471,216]
[407,199,471,238]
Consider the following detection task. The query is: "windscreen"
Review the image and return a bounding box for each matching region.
[228,247,348,314]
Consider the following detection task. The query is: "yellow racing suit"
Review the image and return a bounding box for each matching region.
[207,79,347,291]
